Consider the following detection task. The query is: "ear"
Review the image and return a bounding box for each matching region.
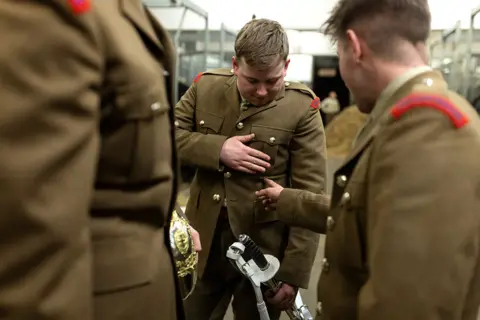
[346,29,362,63]
[283,58,290,76]
[232,56,240,75]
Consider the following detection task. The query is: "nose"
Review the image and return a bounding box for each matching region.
[256,85,268,97]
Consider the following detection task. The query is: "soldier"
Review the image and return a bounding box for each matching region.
[175,19,326,319]
[0,0,199,319]
[256,0,480,319]
[320,91,341,125]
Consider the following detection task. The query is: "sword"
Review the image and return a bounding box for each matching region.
[226,234,313,320]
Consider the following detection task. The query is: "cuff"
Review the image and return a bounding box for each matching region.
[275,255,312,289]
[276,188,301,225]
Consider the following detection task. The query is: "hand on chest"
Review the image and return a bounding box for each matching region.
[195,105,297,167]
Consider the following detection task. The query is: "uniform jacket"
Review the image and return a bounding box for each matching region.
[0,1,182,318]
[175,68,327,288]
[276,69,480,319]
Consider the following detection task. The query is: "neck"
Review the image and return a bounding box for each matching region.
[371,61,427,100]
[370,42,428,99]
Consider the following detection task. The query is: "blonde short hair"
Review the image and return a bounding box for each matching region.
[234,19,289,70]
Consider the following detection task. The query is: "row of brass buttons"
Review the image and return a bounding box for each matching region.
[322,174,349,275]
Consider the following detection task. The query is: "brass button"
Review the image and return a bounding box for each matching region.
[326,216,335,230]
[285,81,290,87]
[424,78,433,86]
[321,258,330,273]
[224,172,231,178]
[340,192,351,206]
[174,120,179,127]
[212,194,221,202]
[151,102,161,110]
[236,122,244,129]
[199,120,205,126]
[336,175,347,187]
[218,166,224,173]
[223,198,228,207]
[269,136,276,144]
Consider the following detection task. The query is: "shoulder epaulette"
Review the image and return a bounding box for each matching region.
[203,68,235,77]
[285,81,316,100]
[68,0,91,14]
[391,93,469,129]
[192,68,234,84]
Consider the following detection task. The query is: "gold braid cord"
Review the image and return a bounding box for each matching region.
[169,208,198,300]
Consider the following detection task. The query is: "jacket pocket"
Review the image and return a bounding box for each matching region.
[195,109,224,134]
[97,83,170,185]
[249,125,293,169]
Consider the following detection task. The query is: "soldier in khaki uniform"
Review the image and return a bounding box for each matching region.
[0,0,198,319]
[256,0,480,319]
[175,19,326,319]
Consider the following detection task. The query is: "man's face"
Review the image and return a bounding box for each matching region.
[233,57,289,107]
[337,32,376,113]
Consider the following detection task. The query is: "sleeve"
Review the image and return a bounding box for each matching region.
[0,1,102,317]
[174,81,229,171]
[276,188,330,233]
[276,102,328,289]
[358,107,480,320]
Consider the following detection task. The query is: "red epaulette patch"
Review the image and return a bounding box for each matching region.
[310,97,320,109]
[193,72,204,83]
[68,0,91,15]
[391,94,469,129]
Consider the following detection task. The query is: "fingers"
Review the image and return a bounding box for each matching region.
[189,227,202,252]
[246,146,271,162]
[246,155,271,170]
[236,166,257,174]
[240,160,267,173]
[255,188,270,197]
[235,133,255,143]
[263,178,279,188]
[265,286,295,311]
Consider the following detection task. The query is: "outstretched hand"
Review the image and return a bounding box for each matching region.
[255,178,284,211]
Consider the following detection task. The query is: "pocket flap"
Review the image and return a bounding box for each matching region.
[113,84,169,120]
[251,125,293,145]
[196,109,224,133]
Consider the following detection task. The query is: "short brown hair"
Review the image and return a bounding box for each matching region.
[322,0,431,60]
[234,19,289,69]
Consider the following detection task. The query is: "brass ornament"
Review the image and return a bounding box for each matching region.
[169,207,198,300]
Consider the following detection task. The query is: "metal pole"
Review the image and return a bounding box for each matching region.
[204,16,209,71]
[219,23,225,68]
[465,8,480,99]
[173,7,187,102]
[440,21,461,91]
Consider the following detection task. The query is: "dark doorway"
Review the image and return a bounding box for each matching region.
[311,56,350,110]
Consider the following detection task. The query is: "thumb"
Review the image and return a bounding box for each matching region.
[264,178,278,188]
[236,133,255,143]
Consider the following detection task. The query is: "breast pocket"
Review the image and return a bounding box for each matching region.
[249,125,293,170]
[97,83,171,185]
[195,109,224,134]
